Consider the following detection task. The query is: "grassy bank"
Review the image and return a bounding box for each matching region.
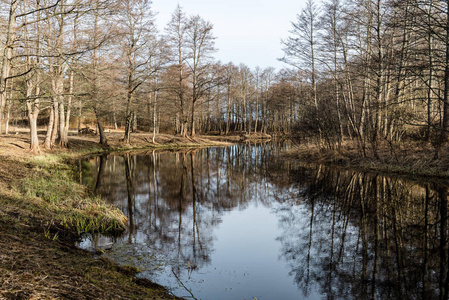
[0,133,190,299]
[22,154,128,236]
[286,140,449,178]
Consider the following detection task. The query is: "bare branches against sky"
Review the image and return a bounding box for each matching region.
[152,0,307,69]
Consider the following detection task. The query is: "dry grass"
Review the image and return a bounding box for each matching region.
[68,131,234,153]
[0,131,187,300]
[0,224,180,299]
[285,139,449,178]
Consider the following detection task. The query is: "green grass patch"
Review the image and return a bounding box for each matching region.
[21,154,127,237]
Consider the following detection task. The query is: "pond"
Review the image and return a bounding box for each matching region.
[78,143,449,300]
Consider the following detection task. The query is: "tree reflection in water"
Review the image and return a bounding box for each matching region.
[278,166,449,300]
[80,143,449,300]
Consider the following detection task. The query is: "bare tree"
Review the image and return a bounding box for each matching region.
[224,63,238,134]
[0,0,18,135]
[23,0,43,153]
[146,37,170,143]
[184,14,216,137]
[165,4,189,137]
[119,0,155,144]
[281,0,322,143]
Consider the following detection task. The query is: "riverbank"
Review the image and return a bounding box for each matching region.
[286,139,449,178]
[61,130,269,154]
[0,131,240,300]
[2,131,448,298]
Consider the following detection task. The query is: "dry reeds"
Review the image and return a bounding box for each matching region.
[284,139,449,178]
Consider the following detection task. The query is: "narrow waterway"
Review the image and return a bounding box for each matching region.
[79,143,449,300]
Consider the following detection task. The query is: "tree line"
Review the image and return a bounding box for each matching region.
[0,0,297,154]
[1,0,448,156]
[281,0,449,157]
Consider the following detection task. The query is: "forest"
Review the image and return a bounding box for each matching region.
[1,0,448,157]
[3,1,449,298]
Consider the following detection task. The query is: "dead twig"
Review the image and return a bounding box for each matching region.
[171,268,197,300]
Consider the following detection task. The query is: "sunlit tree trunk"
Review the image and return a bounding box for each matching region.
[0,0,18,134]
[152,76,159,143]
[226,71,233,134]
[5,88,11,135]
[54,0,69,148]
[44,104,54,149]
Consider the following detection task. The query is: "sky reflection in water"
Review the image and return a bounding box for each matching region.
[79,143,449,300]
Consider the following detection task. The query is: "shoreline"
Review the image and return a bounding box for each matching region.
[0,130,271,299]
[0,132,228,300]
[2,132,449,299]
[285,139,449,179]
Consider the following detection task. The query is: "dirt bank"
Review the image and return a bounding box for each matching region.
[1,130,239,300]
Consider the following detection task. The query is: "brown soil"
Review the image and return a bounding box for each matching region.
[0,219,180,300]
[0,129,240,300]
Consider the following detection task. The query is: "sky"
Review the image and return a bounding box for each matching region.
[151,0,307,71]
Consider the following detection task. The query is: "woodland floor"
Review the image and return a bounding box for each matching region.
[0,128,251,300]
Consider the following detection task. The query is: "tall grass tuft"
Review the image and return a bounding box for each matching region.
[22,154,127,236]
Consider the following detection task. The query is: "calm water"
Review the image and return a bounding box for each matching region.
[79,143,449,300]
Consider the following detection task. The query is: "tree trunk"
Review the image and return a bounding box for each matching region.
[152,87,158,143]
[132,112,137,132]
[191,102,196,137]
[59,101,67,147]
[226,80,232,134]
[97,116,107,145]
[124,80,133,143]
[78,99,82,132]
[91,1,108,146]
[124,107,133,144]
[28,109,40,154]
[55,69,68,147]
[0,0,18,134]
[26,70,41,153]
[436,3,449,157]
[254,89,259,134]
[5,98,11,134]
[51,100,59,146]
[44,103,54,149]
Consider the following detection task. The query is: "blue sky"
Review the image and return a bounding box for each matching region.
[152,0,307,70]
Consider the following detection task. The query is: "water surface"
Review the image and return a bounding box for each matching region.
[79,143,449,300]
